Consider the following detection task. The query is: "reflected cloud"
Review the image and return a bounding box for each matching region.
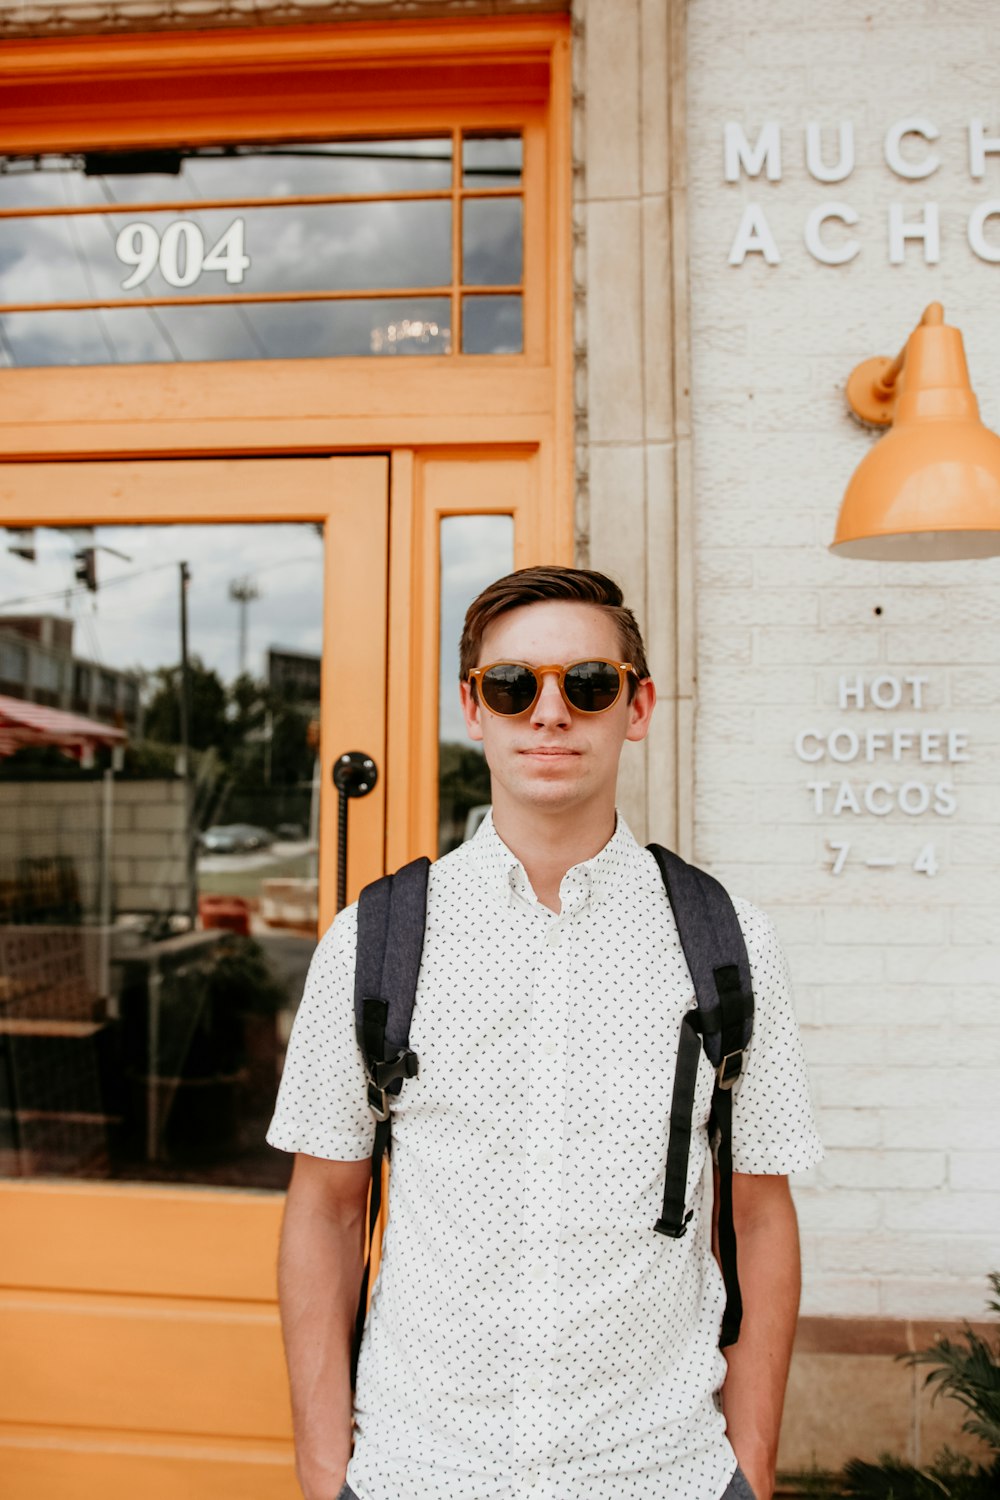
[0,137,520,367]
[0,523,324,685]
[439,515,514,744]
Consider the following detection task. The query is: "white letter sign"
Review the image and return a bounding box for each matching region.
[724,122,782,182]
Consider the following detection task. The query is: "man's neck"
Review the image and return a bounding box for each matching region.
[490,797,617,913]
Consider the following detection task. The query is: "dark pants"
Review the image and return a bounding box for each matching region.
[723,1468,758,1499]
[338,1469,756,1499]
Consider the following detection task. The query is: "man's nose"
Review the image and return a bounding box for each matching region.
[530,669,571,726]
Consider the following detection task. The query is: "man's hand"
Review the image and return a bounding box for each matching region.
[714,1171,801,1500]
[278,1153,370,1500]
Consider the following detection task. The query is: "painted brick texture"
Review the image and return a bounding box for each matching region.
[0,779,189,914]
[687,0,1000,1321]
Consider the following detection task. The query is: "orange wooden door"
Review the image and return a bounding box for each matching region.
[0,455,389,1498]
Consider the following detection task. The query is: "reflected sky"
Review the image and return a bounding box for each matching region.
[0,523,324,686]
[0,136,523,367]
[463,198,522,286]
[0,200,453,304]
[462,136,523,188]
[0,139,455,210]
[439,514,514,745]
[0,298,454,366]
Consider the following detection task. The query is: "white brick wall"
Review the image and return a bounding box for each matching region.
[0,779,188,914]
[687,0,1000,1320]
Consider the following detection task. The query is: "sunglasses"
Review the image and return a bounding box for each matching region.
[467,659,637,717]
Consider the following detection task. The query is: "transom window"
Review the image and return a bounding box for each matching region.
[0,132,524,367]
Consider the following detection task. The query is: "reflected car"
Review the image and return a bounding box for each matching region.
[199,823,276,854]
[275,822,306,841]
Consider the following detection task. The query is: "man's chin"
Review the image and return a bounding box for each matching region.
[511,774,590,809]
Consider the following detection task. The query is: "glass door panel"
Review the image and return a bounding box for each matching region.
[0,459,388,1190]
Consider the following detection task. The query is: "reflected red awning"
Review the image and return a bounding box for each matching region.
[0,693,127,760]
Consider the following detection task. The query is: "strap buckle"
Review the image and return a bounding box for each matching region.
[655,1208,694,1239]
[366,1080,391,1121]
[365,1047,419,1121]
[716,1049,743,1090]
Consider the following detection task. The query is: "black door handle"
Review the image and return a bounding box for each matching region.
[333,751,378,912]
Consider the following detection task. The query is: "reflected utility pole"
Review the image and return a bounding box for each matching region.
[179,561,196,927]
[229,575,260,677]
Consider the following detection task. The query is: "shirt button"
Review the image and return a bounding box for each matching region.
[531,1264,546,1281]
[541,1038,557,1057]
[536,1150,554,1167]
[546,927,561,947]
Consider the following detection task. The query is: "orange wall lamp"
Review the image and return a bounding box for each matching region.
[832,302,1000,560]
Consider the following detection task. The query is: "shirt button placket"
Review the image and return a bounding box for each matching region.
[513,913,567,1496]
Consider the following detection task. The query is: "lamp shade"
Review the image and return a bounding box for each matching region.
[832,315,1000,560]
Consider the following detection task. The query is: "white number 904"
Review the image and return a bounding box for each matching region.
[115,218,250,291]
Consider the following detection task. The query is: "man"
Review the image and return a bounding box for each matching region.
[268,565,823,1500]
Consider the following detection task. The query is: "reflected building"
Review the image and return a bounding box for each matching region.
[0,613,141,732]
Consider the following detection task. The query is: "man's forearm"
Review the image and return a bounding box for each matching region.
[278,1159,368,1500]
[717,1175,801,1500]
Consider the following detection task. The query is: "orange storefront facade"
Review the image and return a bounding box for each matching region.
[0,18,572,1496]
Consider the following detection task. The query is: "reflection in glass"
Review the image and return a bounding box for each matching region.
[462,295,523,355]
[438,514,515,855]
[0,524,324,1187]
[462,198,522,286]
[0,200,452,306]
[462,135,523,187]
[0,134,526,365]
[0,299,452,366]
[0,140,453,210]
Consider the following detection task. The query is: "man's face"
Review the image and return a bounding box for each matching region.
[459,599,655,818]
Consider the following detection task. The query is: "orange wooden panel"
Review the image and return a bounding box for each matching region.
[0,1290,291,1437]
[0,363,554,462]
[318,456,390,921]
[0,1437,298,1500]
[0,455,371,525]
[0,1183,283,1301]
[0,20,561,155]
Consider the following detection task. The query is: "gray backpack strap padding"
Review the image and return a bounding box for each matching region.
[646,844,754,1068]
[646,843,754,1349]
[354,856,430,1070]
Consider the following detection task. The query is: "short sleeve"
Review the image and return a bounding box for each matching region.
[266,901,375,1162]
[727,898,824,1176]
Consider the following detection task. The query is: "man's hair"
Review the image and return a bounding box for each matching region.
[459,564,650,696]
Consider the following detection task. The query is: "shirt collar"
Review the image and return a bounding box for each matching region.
[464,807,643,912]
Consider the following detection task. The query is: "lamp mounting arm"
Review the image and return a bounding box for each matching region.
[846,301,944,429]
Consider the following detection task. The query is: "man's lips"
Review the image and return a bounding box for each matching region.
[518,747,580,756]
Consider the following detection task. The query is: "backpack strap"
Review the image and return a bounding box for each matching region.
[646,844,755,1348]
[350,855,430,1385]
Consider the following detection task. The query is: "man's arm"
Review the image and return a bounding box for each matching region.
[714,1170,801,1500]
[278,1152,370,1500]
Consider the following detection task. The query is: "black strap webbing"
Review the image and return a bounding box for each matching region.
[352,1114,390,1387]
[655,1009,702,1239]
[713,1086,743,1348]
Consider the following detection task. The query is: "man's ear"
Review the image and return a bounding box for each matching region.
[624,678,656,744]
[460,679,484,743]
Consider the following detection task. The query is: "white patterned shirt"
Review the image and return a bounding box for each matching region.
[268,812,823,1500]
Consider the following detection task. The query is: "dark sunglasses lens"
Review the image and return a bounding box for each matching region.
[480,664,539,715]
[564,661,622,712]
